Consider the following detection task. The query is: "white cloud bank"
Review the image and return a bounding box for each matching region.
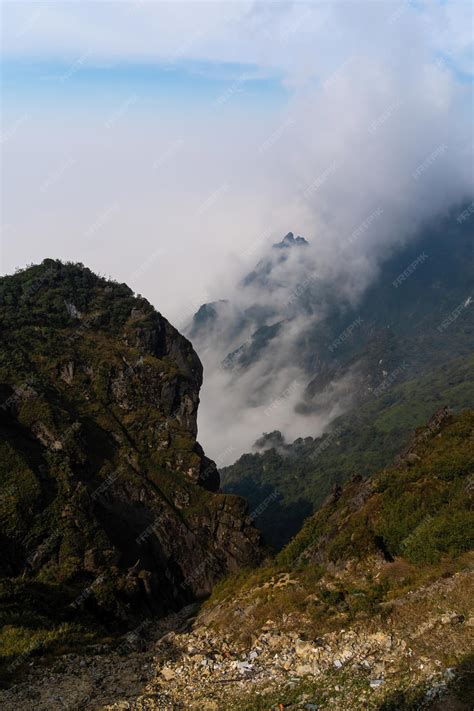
[1,1,473,461]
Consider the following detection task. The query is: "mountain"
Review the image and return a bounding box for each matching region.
[181,410,473,709]
[187,207,473,547]
[278,407,474,569]
[241,231,309,289]
[0,260,264,677]
[4,411,471,709]
[222,353,474,549]
[187,231,311,359]
[188,207,473,436]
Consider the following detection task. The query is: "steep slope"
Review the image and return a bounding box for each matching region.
[213,409,474,638]
[189,206,473,463]
[0,260,263,675]
[179,410,474,709]
[278,407,474,568]
[3,411,471,710]
[187,232,309,357]
[222,353,474,549]
[187,231,311,362]
[191,209,473,391]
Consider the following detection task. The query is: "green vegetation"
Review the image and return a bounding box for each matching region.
[0,577,109,685]
[206,411,474,645]
[222,354,474,549]
[281,410,474,568]
[0,260,261,683]
[217,212,473,550]
[226,668,372,711]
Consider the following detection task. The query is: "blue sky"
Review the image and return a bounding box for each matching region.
[2,57,288,116]
[1,0,472,314]
[2,1,472,117]
[1,0,472,458]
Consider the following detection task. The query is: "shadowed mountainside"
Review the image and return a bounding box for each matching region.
[0,260,264,678]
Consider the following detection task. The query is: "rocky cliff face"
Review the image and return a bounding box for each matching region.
[1,412,472,708]
[0,260,263,634]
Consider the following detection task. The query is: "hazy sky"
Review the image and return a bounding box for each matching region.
[1,1,473,458]
[2,1,472,318]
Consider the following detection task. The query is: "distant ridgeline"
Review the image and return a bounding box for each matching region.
[213,207,474,549]
[206,408,474,641]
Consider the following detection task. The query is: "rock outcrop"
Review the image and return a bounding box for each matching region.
[1,568,472,709]
[0,260,263,633]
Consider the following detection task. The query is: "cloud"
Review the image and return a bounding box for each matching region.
[187,2,473,461]
[1,1,473,461]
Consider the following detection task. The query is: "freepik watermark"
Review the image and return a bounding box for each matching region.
[437,297,472,333]
[214,73,250,108]
[287,273,316,307]
[278,6,313,44]
[58,50,93,83]
[412,144,447,180]
[249,489,281,522]
[124,356,144,378]
[90,468,122,502]
[310,426,343,461]
[196,183,230,216]
[40,158,77,193]
[368,99,402,135]
[387,0,414,26]
[181,552,215,590]
[16,6,43,38]
[129,248,164,285]
[153,139,184,172]
[8,639,45,673]
[392,252,428,288]
[322,57,356,90]
[342,207,384,249]
[84,203,119,238]
[400,514,433,553]
[372,361,409,397]
[263,381,300,417]
[302,162,338,199]
[0,381,35,411]
[199,445,236,485]
[70,574,105,610]
[0,112,29,145]
[136,516,162,545]
[328,317,363,352]
[104,95,139,129]
[457,202,474,225]
[25,531,61,568]
[116,619,152,654]
[66,313,100,343]
[259,118,295,154]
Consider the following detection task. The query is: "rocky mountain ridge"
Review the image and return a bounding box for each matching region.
[188,208,473,461]
[1,568,472,710]
[222,353,474,549]
[1,410,472,709]
[0,260,264,678]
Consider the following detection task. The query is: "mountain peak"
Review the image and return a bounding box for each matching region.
[0,261,264,635]
[273,232,309,249]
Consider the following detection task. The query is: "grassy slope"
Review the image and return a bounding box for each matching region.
[198,411,474,709]
[208,410,474,636]
[280,409,474,567]
[222,353,474,549]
